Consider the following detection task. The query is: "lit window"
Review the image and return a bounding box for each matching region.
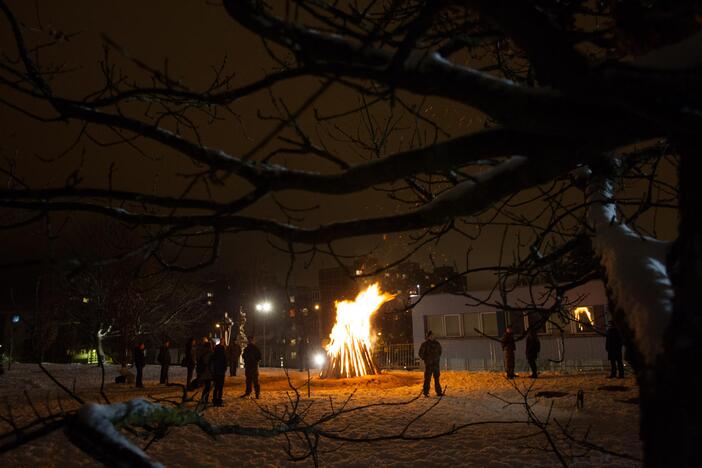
[573,306,595,333]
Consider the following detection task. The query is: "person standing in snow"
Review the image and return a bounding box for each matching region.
[228,340,241,377]
[184,337,197,389]
[211,343,228,406]
[157,339,171,384]
[605,320,624,378]
[525,328,541,378]
[418,330,443,397]
[241,336,262,399]
[133,342,146,388]
[196,338,214,403]
[501,327,517,379]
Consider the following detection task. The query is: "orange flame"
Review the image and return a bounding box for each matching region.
[322,283,395,378]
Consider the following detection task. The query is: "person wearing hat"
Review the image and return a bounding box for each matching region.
[418,330,443,396]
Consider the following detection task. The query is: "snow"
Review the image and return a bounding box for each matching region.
[588,177,674,365]
[1,363,641,467]
[425,156,528,214]
[74,399,165,468]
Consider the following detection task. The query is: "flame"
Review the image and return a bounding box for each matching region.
[573,306,594,331]
[322,283,395,378]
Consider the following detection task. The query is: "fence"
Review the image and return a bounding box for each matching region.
[374,343,417,369]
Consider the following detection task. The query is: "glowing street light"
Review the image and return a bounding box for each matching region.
[313,353,325,368]
[256,300,272,366]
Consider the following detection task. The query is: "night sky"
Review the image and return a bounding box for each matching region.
[0,0,504,288]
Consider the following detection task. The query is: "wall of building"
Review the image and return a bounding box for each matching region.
[411,281,612,371]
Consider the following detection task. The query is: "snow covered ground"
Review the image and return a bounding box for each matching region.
[0,363,641,467]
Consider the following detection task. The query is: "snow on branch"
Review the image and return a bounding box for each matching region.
[67,399,192,467]
[587,175,673,364]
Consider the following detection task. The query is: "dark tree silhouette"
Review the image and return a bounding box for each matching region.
[1,1,700,466]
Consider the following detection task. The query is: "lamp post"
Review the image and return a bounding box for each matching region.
[256,301,272,367]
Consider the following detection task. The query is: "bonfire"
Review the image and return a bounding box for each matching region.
[320,283,395,378]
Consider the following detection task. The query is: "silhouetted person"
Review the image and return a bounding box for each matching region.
[212,343,228,406]
[418,330,442,396]
[501,327,516,379]
[228,340,241,377]
[196,338,214,403]
[133,342,146,388]
[184,337,197,389]
[525,329,541,378]
[298,337,309,372]
[605,320,624,378]
[241,336,262,399]
[157,339,171,384]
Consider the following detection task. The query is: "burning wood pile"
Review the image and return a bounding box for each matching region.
[320,283,394,379]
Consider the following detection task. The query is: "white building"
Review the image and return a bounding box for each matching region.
[411,281,611,371]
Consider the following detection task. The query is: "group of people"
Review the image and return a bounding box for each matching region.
[131,335,263,406]
[500,326,540,380]
[419,320,627,394]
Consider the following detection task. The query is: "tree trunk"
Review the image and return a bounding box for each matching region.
[640,146,702,467]
[119,324,129,367]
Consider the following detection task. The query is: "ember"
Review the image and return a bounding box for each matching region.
[320,283,394,378]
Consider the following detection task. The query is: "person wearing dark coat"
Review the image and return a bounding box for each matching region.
[241,336,262,399]
[211,344,228,406]
[184,337,197,389]
[605,321,624,378]
[228,341,242,377]
[525,329,541,378]
[501,327,517,379]
[418,330,443,396]
[157,339,171,384]
[196,338,214,403]
[133,342,146,388]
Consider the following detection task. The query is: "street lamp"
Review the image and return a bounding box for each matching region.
[313,353,325,368]
[256,301,272,367]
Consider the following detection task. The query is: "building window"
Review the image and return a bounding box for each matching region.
[594,304,608,331]
[573,306,596,333]
[444,315,461,337]
[425,315,444,337]
[527,310,547,334]
[462,313,481,336]
[481,312,499,336]
[547,310,571,335]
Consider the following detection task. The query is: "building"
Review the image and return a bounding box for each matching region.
[411,281,611,371]
[318,266,357,339]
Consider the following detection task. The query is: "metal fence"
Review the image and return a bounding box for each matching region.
[374,343,417,369]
